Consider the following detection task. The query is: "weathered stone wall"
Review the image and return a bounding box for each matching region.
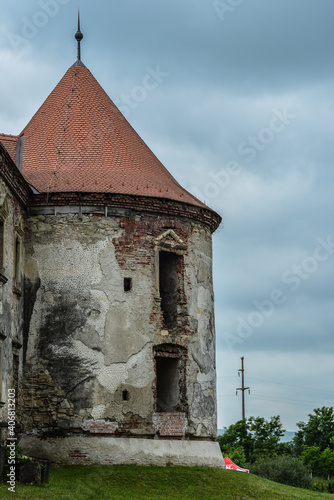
[0,176,25,428]
[22,210,217,441]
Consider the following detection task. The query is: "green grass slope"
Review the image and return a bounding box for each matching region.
[1,465,331,499]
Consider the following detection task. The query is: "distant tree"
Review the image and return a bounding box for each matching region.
[301,445,334,478]
[248,416,285,460]
[217,419,249,452]
[294,407,334,452]
[276,441,295,456]
[217,415,285,463]
[320,448,334,478]
[300,445,322,475]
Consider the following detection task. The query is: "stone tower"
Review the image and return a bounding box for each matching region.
[0,26,223,467]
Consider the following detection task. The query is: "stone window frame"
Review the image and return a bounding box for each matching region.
[154,230,187,333]
[154,229,187,299]
[0,194,9,284]
[153,343,188,414]
[13,216,24,295]
[0,331,7,406]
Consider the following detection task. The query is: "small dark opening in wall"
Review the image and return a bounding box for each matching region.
[122,390,129,401]
[156,356,180,412]
[124,278,132,292]
[159,251,179,329]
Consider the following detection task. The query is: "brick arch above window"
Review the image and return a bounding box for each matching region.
[154,229,187,252]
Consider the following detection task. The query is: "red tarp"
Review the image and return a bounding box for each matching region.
[224,457,249,472]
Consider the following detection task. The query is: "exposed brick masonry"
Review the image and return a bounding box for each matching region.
[82,420,118,434]
[28,192,221,232]
[152,413,187,437]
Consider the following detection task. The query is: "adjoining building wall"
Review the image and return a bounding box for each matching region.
[22,210,217,445]
[0,149,27,449]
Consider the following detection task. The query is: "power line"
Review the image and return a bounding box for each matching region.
[247,395,331,409]
[219,375,334,395]
[247,377,334,395]
[219,393,331,408]
[249,393,329,406]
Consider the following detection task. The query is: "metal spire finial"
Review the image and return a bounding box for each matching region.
[75,10,83,63]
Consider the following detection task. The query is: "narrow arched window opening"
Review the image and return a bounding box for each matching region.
[159,251,180,329]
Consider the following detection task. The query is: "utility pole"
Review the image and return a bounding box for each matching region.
[236,356,250,420]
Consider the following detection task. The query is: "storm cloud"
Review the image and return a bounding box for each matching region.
[1,0,333,431]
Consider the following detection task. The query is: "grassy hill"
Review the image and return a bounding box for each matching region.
[1,465,332,499]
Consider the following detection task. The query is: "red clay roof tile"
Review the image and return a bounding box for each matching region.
[18,65,207,208]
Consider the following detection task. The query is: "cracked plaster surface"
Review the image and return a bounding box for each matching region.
[23,214,218,438]
[97,342,153,394]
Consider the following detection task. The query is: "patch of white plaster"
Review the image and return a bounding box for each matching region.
[196,369,215,390]
[33,238,108,293]
[97,364,127,394]
[91,404,108,419]
[97,343,153,393]
[72,340,104,372]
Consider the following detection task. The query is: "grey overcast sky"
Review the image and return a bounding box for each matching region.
[1,0,334,431]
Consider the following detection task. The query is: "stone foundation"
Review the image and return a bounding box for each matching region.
[19,436,225,468]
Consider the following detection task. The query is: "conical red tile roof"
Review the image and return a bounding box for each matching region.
[19,64,206,208]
